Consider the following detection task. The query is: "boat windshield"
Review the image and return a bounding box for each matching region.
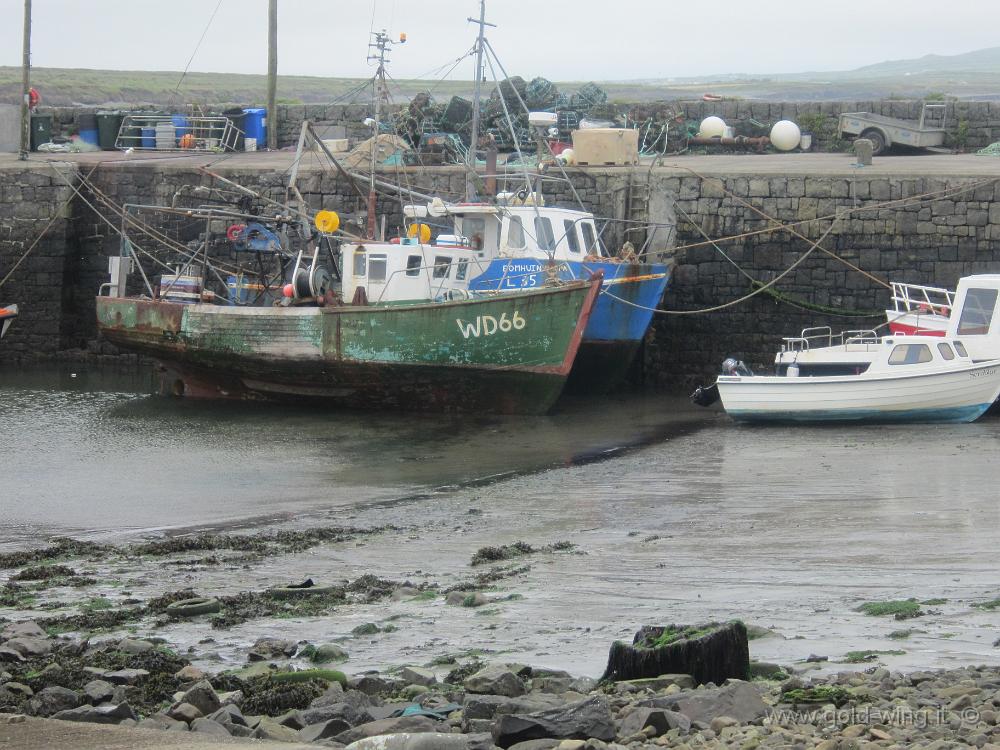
[957,288,998,335]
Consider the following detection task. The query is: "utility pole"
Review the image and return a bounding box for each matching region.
[19,0,31,160]
[466,1,495,201]
[266,0,277,151]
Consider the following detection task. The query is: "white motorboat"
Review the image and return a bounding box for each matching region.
[715,335,1000,424]
[772,274,1000,379]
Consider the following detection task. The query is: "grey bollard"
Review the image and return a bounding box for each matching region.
[854,138,873,165]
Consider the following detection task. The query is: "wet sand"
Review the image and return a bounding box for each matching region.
[3,365,1000,679]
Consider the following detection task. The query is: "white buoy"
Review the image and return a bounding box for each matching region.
[698,116,726,138]
[561,148,576,166]
[770,120,802,151]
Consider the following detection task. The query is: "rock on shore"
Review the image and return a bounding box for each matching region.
[4,618,1000,748]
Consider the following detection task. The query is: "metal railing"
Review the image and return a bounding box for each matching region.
[890,281,954,317]
[114,115,240,152]
[781,326,880,352]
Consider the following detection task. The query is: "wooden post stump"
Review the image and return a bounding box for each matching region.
[601,621,749,686]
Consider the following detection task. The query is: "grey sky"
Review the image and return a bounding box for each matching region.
[0,0,994,81]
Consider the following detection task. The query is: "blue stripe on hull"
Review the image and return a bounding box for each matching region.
[727,403,993,425]
[468,260,669,345]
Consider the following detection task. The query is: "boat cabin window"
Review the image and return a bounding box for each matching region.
[456,259,469,281]
[957,288,998,335]
[405,255,422,277]
[369,254,387,282]
[460,217,486,250]
[954,341,969,357]
[534,217,556,251]
[937,343,955,360]
[580,222,598,255]
[433,256,452,279]
[507,217,525,249]
[353,252,366,277]
[563,220,581,254]
[888,343,933,365]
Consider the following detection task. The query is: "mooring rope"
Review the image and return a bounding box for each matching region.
[600,220,838,315]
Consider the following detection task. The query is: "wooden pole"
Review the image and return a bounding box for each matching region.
[266,0,278,150]
[19,0,31,160]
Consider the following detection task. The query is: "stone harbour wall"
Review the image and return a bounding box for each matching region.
[2,159,999,394]
[646,171,1000,390]
[0,164,78,357]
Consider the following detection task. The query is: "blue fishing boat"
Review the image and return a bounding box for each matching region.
[341,197,669,391]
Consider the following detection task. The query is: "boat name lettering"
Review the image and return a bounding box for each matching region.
[456,311,526,338]
[970,368,997,378]
[502,263,540,273]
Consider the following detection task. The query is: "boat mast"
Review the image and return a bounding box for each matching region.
[466,0,494,202]
[366,30,394,240]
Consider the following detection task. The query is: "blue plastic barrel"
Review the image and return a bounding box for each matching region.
[78,113,99,146]
[171,114,190,141]
[140,127,156,149]
[242,108,266,148]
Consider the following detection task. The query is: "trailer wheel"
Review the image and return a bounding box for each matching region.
[860,129,887,155]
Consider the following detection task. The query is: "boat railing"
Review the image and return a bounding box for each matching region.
[889,281,954,317]
[781,326,880,352]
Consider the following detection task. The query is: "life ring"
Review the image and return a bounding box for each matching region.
[226,224,246,242]
[28,88,40,109]
[165,597,222,617]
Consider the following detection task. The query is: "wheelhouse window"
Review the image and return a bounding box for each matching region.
[957,288,998,335]
[954,341,969,357]
[507,217,525,248]
[353,252,366,277]
[563,220,581,253]
[534,217,556,251]
[433,256,452,279]
[888,343,933,365]
[461,217,486,250]
[405,255,422,277]
[368,254,387,282]
[456,259,469,281]
[580,222,598,255]
[937,342,955,360]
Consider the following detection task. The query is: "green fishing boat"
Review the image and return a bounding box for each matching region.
[96,277,600,415]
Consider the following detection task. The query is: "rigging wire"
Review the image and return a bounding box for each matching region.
[173,0,225,96]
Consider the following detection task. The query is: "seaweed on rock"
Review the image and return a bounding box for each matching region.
[601,621,749,686]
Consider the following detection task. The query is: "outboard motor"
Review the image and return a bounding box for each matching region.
[690,383,719,407]
[721,357,753,376]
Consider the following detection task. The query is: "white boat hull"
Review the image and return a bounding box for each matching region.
[718,360,1000,424]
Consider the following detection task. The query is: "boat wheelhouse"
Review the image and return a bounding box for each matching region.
[341,195,670,390]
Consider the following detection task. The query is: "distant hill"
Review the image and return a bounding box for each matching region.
[3,46,1000,107]
[639,46,1000,85]
[843,46,1000,78]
